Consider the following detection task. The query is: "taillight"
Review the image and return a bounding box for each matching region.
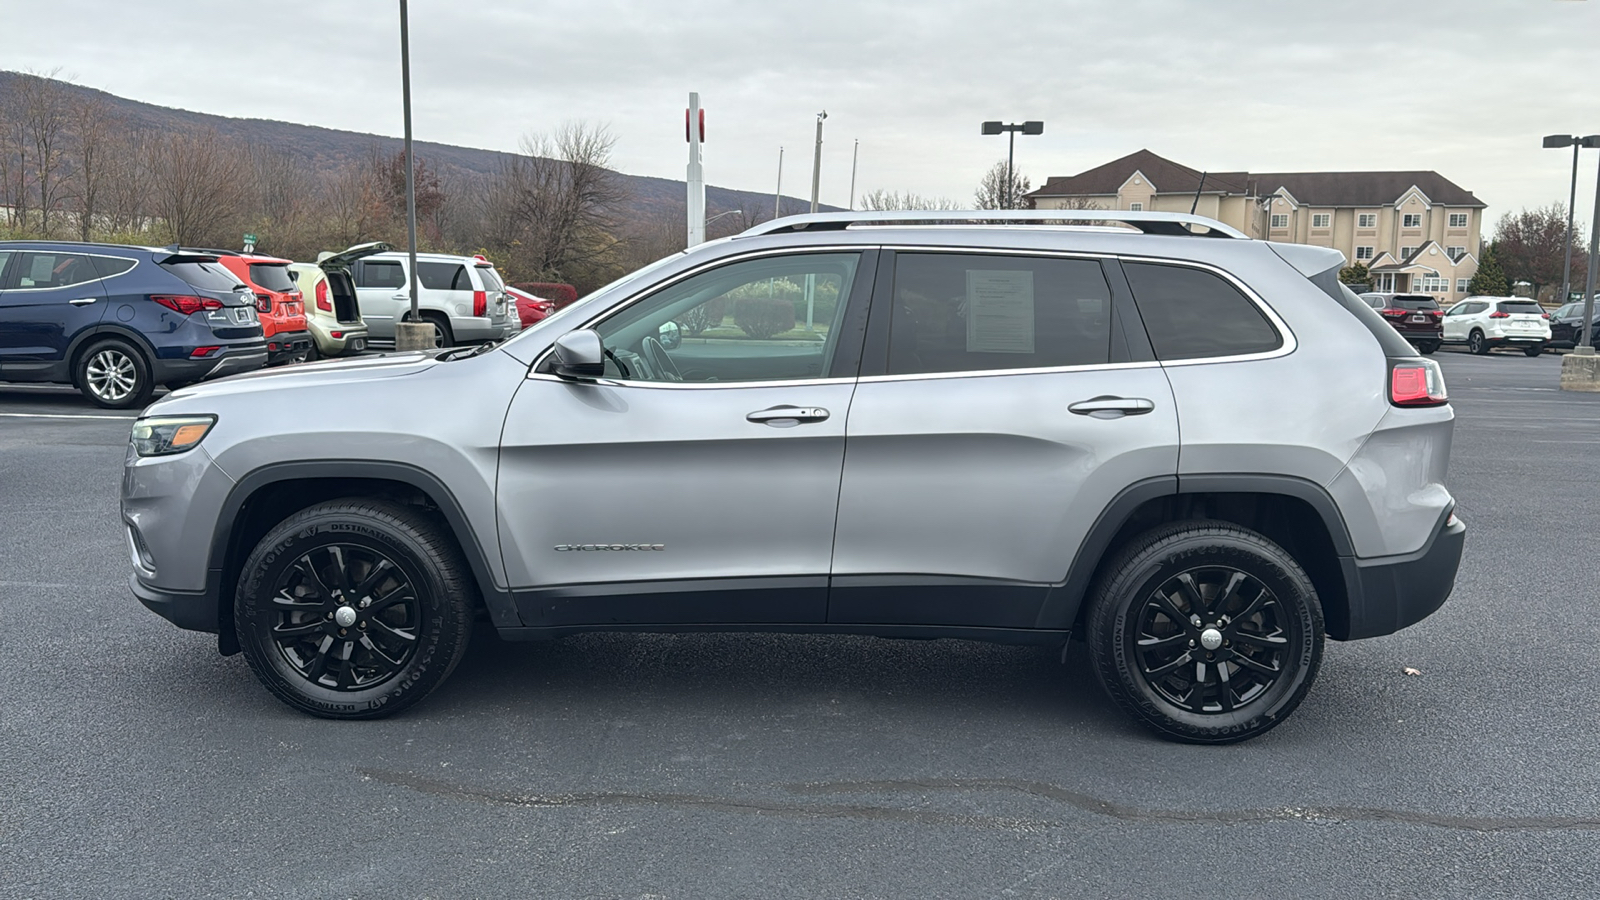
[1381,308,1406,318]
[1390,359,1448,407]
[152,295,223,315]
[473,290,487,317]
[1542,312,1551,319]
[1429,310,1443,318]
[189,346,221,359]
[315,281,331,312]
[255,293,273,314]
[1489,311,1510,319]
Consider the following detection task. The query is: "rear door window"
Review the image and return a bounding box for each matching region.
[248,264,297,292]
[885,253,1113,375]
[1123,261,1281,361]
[358,260,407,289]
[417,261,472,291]
[8,251,103,290]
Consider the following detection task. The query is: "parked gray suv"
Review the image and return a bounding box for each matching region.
[123,211,1465,743]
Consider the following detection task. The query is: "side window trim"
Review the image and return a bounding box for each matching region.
[1099,257,1155,364]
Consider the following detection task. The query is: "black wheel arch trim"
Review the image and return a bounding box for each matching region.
[206,460,515,655]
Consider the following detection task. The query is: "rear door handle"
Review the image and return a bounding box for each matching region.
[1069,396,1155,418]
[69,297,98,306]
[747,405,830,426]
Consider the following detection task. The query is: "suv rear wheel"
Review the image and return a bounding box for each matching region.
[77,338,154,409]
[1468,329,1490,355]
[1086,522,1324,744]
[234,499,474,719]
[420,313,454,349]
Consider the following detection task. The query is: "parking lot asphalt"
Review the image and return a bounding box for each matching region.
[3,348,1599,899]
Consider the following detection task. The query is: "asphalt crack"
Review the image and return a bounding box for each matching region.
[357,769,1600,834]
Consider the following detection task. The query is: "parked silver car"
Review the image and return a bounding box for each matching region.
[123,210,1464,743]
[348,251,516,348]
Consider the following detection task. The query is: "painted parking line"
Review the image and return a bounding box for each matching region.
[0,412,138,421]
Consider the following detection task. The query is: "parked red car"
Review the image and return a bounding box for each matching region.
[210,251,312,365]
[507,286,556,329]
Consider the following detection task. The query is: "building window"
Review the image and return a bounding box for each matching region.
[1129,202,1143,211]
[1355,246,1374,261]
[1447,246,1467,261]
[1403,213,1422,228]
[1358,213,1377,228]
[1401,246,1416,259]
[1456,278,1470,293]
[1311,213,1330,228]
[1449,213,1469,229]
[1270,214,1288,229]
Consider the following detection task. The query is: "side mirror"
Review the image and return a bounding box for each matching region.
[552,330,606,380]
[658,320,682,350]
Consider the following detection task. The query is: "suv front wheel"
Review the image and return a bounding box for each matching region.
[1086,522,1324,744]
[234,499,475,719]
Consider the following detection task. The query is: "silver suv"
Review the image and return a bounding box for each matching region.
[349,251,516,348]
[122,211,1465,743]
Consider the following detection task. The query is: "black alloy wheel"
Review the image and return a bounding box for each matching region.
[266,544,423,692]
[1087,522,1323,744]
[235,499,474,719]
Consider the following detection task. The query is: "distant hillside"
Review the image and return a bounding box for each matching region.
[0,70,827,220]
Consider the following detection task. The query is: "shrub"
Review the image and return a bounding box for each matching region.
[734,297,795,339]
[676,296,728,336]
[514,282,579,307]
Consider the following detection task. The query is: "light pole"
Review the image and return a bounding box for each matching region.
[393,0,429,351]
[809,111,827,214]
[1579,136,1600,355]
[1542,134,1595,311]
[981,120,1044,209]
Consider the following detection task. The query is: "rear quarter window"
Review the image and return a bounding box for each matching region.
[417,261,472,291]
[1123,261,1281,361]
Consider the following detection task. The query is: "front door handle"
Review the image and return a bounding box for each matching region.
[1069,396,1155,418]
[69,297,98,306]
[747,405,830,426]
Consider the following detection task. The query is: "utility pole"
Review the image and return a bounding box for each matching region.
[774,146,783,219]
[810,111,826,214]
[849,139,859,210]
[393,0,430,352]
[686,92,705,247]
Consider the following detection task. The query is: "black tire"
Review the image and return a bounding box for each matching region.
[420,313,454,349]
[234,499,475,719]
[1468,330,1489,355]
[1086,521,1324,744]
[1524,344,1544,357]
[1417,340,1439,355]
[76,338,154,409]
[304,342,321,362]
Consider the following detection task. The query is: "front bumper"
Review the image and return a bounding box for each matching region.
[131,574,218,633]
[1336,510,1466,640]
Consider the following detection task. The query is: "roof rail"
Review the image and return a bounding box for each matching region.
[738,209,1250,240]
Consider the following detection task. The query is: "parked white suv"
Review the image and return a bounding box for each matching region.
[1441,296,1550,356]
[349,252,516,348]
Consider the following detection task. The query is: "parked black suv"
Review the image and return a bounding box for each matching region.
[1360,292,1442,354]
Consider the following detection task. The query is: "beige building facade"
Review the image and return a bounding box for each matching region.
[1027,150,1486,302]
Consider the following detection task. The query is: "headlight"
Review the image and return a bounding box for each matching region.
[131,415,217,456]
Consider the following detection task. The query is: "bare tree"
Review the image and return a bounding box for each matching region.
[69,93,115,241]
[102,128,153,234]
[14,70,72,237]
[480,121,625,286]
[145,129,249,246]
[322,160,388,248]
[1494,205,1587,300]
[857,189,960,211]
[974,159,1032,210]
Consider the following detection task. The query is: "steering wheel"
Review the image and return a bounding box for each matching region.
[641,335,683,382]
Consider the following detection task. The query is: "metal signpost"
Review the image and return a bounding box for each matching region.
[687,93,705,247]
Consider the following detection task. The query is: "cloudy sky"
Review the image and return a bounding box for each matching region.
[4,0,1600,221]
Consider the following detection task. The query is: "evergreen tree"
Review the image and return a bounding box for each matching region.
[1468,244,1509,296]
[1339,263,1370,286]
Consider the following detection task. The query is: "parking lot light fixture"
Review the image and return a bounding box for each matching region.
[1578,134,1600,356]
[981,120,1044,209]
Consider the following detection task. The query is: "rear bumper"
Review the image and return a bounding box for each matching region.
[1336,511,1466,640]
[131,574,218,634]
[266,330,313,364]
[151,343,268,384]
[451,316,517,344]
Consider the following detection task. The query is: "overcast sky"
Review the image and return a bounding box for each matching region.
[4,0,1599,222]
